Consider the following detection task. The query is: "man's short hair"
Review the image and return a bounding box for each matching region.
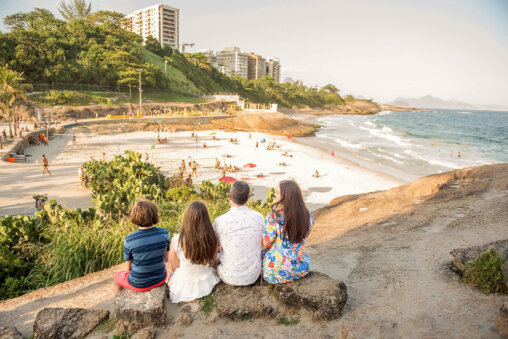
[230,181,250,205]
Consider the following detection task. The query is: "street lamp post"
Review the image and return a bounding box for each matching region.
[136,68,143,116]
[164,60,167,73]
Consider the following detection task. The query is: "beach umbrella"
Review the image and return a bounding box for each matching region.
[331,150,335,157]
[219,176,237,184]
[243,163,256,168]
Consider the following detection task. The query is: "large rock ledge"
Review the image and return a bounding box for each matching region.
[214,271,348,321]
[28,271,347,337]
[33,308,109,339]
[115,284,169,334]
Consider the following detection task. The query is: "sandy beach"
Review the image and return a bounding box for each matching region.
[0,126,408,216]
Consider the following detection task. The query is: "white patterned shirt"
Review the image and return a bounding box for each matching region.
[213,205,265,285]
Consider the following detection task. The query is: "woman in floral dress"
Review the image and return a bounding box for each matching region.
[262,180,314,283]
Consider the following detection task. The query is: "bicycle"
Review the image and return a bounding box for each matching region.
[32,194,48,211]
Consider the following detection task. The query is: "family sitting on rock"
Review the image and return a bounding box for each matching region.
[113,180,314,304]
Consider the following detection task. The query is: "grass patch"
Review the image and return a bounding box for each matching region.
[276,316,299,326]
[199,294,216,317]
[463,248,507,294]
[112,335,130,339]
[96,318,116,333]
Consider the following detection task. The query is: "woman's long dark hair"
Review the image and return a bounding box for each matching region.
[271,180,310,244]
[179,201,217,265]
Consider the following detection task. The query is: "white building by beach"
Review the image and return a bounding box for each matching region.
[266,58,281,83]
[124,3,179,50]
[216,47,249,79]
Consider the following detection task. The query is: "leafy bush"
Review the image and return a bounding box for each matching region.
[463,248,507,294]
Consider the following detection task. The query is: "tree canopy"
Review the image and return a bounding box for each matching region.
[58,0,92,21]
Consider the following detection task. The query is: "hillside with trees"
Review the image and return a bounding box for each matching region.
[0,1,363,110]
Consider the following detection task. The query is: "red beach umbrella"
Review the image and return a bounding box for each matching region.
[219,176,237,184]
[243,163,257,168]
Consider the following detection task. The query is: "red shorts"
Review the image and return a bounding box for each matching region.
[114,270,167,292]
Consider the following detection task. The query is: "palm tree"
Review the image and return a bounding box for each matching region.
[58,0,92,21]
[0,65,27,138]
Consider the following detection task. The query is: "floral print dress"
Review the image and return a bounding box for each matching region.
[262,209,314,283]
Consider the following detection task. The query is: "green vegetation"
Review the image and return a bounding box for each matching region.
[30,90,117,106]
[0,65,27,137]
[0,151,275,300]
[0,4,361,109]
[463,248,507,294]
[276,316,299,326]
[96,318,116,333]
[199,294,216,317]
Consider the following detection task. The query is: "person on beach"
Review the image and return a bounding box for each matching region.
[215,158,221,169]
[450,151,454,158]
[457,151,461,159]
[169,201,220,302]
[102,152,106,162]
[145,152,149,163]
[220,167,226,178]
[262,180,314,284]
[78,166,86,187]
[185,174,193,187]
[40,154,52,176]
[213,181,265,285]
[181,160,186,172]
[178,166,184,178]
[72,135,76,145]
[203,142,207,148]
[256,141,259,149]
[191,161,198,177]
[2,129,7,140]
[113,200,170,295]
[312,170,320,178]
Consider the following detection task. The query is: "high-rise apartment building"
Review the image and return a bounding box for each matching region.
[216,47,249,79]
[124,4,179,50]
[266,58,281,83]
[247,53,267,80]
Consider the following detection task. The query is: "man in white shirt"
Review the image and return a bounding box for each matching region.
[213,181,265,285]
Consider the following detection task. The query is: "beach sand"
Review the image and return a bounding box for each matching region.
[0,127,408,216]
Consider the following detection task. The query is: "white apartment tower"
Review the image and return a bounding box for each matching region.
[124,4,179,50]
[266,58,281,83]
[216,47,249,79]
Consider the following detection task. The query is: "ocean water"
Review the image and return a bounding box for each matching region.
[307,109,508,178]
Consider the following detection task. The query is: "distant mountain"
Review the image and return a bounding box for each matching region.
[389,95,508,111]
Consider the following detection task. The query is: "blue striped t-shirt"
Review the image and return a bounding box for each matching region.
[124,227,170,288]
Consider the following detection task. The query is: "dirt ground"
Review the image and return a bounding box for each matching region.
[0,164,507,338]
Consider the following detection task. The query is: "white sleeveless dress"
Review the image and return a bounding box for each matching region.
[169,233,220,303]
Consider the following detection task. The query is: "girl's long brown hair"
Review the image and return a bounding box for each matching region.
[271,180,310,244]
[179,201,217,265]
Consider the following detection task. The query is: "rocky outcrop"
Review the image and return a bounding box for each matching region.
[0,326,23,339]
[450,239,508,274]
[214,272,347,321]
[214,280,283,320]
[274,271,348,320]
[33,308,109,339]
[211,112,317,136]
[115,284,169,334]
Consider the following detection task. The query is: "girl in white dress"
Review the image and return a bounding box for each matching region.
[169,201,220,303]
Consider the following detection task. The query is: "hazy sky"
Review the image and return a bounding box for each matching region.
[1,0,508,105]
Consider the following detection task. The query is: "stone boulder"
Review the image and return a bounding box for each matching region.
[214,271,348,321]
[273,271,348,320]
[33,308,109,339]
[214,280,283,320]
[0,326,23,339]
[115,284,169,334]
[450,239,508,273]
[496,303,508,338]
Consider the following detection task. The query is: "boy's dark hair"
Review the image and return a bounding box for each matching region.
[129,200,159,227]
[230,181,250,205]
